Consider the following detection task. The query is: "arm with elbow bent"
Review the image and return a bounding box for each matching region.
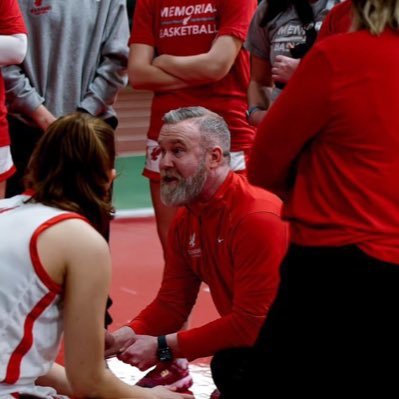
[38,219,190,399]
[116,212,289,364]
[152,35,243,84]
[247,54,273,127]
[247,47,332,197]
[79,0,130,116]
[128,43,190,92]
[0,33,27,65]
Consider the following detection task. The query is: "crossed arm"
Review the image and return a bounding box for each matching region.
[128,34,243,92]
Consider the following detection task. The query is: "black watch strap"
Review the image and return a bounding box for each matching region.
[157,335,173,362]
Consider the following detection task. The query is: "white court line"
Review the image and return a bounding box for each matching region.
[114,208,154,219]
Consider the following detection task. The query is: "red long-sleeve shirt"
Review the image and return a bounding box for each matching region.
[129,173,288,360]
[248,28,399,264]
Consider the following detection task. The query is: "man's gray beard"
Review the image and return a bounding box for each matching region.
[160,161,208,207]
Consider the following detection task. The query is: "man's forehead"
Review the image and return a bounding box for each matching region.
[159,121,200,144]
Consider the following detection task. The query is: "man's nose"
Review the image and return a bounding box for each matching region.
[160,152,173,169]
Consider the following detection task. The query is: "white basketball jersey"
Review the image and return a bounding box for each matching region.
[0,195,85,398]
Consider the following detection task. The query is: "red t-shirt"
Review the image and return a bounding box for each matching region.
[0,0,27,147]
[130,0,256,152]
[129,173,288,360]
[248,28,399,264]
[318,0,352,40]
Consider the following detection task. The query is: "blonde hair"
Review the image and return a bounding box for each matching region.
[353,0,399,34]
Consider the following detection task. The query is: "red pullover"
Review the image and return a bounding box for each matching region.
[248,28,399,264]
[129,173,288,360]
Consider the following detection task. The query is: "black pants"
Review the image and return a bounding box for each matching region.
[223,244,399,397]
[6,115,117,328]
[5,116,43,198]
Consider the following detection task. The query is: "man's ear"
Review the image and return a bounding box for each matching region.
[208,147,223,169]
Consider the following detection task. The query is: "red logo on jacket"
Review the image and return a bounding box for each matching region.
[150,146,162,161]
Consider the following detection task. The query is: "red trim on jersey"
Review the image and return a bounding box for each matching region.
[0,165,16,182]
[23,189,35,196]
[11,394,19,398]
[3,291,57,384]
[30,213,88,294]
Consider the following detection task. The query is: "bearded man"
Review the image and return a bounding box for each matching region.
[105,106,288,398]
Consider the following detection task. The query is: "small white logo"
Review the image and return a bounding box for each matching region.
[182,15,192,25]
[189,233,196,248]
[217,238,224,244]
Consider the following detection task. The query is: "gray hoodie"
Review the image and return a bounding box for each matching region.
[3,0,129,124]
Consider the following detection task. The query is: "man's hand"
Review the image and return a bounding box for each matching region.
[117,334,158,371]
[271,55,300,84]
[104,326,136,359]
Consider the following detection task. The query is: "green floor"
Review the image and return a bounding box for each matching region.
[113,155,152,211]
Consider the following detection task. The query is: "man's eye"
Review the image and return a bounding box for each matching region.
[172,148,184,155]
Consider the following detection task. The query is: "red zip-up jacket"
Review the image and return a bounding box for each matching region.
[129,173,288,360]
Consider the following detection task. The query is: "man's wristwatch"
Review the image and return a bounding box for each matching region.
[157,335,173,362]
[246,105,266,121]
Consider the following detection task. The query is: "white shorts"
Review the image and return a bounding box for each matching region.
[142,139,248,181]
[0,146,15,182]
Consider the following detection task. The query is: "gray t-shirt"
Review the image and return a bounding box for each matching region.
[245,0,339,99]
[3,0,129,124]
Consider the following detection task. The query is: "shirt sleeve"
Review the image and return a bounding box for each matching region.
[128,215,202,335]
[177,211,288,360]
[0,0,27,35]
[129,0,155,46]
[247,45,332,197]
[244,0,270,60]
[79,0,129,116]
[217,0,257,41]
[3,64,44,115]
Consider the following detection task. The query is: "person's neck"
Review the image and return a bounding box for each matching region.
[188,167,230,208]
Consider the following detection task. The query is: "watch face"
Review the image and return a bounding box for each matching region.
[158,347,173,362]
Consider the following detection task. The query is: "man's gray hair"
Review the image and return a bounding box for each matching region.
[163,106,231,159]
